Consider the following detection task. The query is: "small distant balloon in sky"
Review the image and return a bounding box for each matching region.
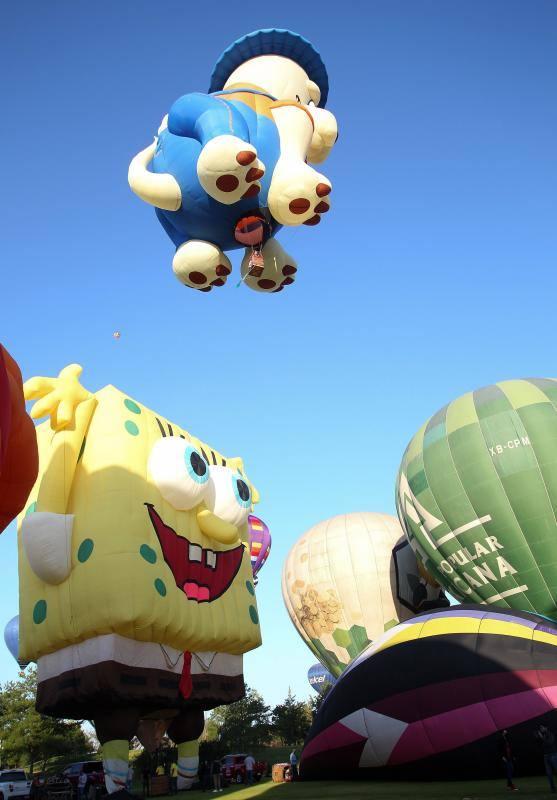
[247,514,271,583]
[308,662,335,694]
[113,331,121,339]
[4,615,29,669]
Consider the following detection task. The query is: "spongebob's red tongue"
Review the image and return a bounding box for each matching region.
[183,582,210,601]
[179,651,192,699]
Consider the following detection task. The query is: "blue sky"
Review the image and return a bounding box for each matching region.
[1,1,556,709]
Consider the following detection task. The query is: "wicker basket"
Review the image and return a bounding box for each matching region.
[271,763,290,783]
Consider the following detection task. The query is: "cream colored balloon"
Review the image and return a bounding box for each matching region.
[282,512,445,677]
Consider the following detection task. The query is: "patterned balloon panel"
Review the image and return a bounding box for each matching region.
[281,513,446,677]
[397,379,557,617]
[301,606,557,779]
[247,514,271,581]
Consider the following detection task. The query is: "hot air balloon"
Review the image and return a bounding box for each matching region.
[128,29,338,294]
[281,513,447,678]
[3,615,29,669]
[307,662,335,694]
[0,344,38,533]
[19,363,264,793]
[247,514,271,583]
[397,378,557,617]
[301,606,557,780]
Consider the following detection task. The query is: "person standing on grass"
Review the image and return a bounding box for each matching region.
[289,748,298,781]
[499,728,518,791]
[78,771,88,800]
[198,761,210,792]
[211,759,223,793]
[142,766,150,797]
[535,723,557,793]
[244,754,255,785]
[29,776,42,800]
[169,762,178,795]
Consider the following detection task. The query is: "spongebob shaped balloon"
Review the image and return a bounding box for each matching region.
[19,365,265,792]
[128,29,338,293]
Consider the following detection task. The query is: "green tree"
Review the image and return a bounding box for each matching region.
[308,686,331,720]
[271,690,312,747]
[207,684,271,753]
[0,669,92,773]
[200,716,220,743]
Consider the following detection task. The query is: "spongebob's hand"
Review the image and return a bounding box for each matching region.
[21,511,73,584]
[24,364,92,431]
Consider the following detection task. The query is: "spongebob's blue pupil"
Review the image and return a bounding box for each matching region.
[190,451,206,477]
[237,479,250,502]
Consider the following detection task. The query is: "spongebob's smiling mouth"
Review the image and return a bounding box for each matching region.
[145,504,244,602]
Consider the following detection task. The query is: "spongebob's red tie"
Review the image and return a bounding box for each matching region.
[179,651,193,699]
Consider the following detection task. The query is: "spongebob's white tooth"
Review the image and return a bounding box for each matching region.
[189,543,202,562]
[206,550,216,569]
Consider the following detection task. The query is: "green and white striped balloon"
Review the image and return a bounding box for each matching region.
[397,379,557,618]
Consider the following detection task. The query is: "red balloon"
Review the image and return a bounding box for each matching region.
[0,345,38,533]
[234,215,265,246]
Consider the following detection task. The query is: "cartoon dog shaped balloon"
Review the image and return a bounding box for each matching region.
[128,28,338,293]
[19,365,265,792]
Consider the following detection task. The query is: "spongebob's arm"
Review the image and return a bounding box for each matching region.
[21,364,97,584]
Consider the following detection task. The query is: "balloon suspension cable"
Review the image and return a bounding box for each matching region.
[236,244,264,288]
[236,250,278,289]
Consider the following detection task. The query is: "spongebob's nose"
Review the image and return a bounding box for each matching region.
[197,506,239,544]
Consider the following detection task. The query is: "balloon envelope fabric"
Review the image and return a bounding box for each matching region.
[301,606,557,780]
[247,514,271,581]
[308,662,336,694]
[19,364,265,793]
[282,513,447,677]
[0,345,38,533]
[3,615,28,668]
[397,379,557,617]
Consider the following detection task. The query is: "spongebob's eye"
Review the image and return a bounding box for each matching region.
[234,477,251,506]
[148,437,209,510]
[187,449,208,482]
[205,466,252,527]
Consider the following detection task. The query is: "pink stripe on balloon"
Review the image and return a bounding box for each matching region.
[302,720,365,762]
[390,685,557,765]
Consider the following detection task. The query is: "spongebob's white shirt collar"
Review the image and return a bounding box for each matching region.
[36,634,242,681]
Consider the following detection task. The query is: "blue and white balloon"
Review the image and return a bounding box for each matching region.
[4,615,29,669]
[308,662,335,694]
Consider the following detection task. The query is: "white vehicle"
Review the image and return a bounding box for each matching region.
[0,770,31,800]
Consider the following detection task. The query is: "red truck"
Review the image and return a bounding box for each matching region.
[220,754,266,785]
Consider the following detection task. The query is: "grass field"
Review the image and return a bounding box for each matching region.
[175,775,556,799]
